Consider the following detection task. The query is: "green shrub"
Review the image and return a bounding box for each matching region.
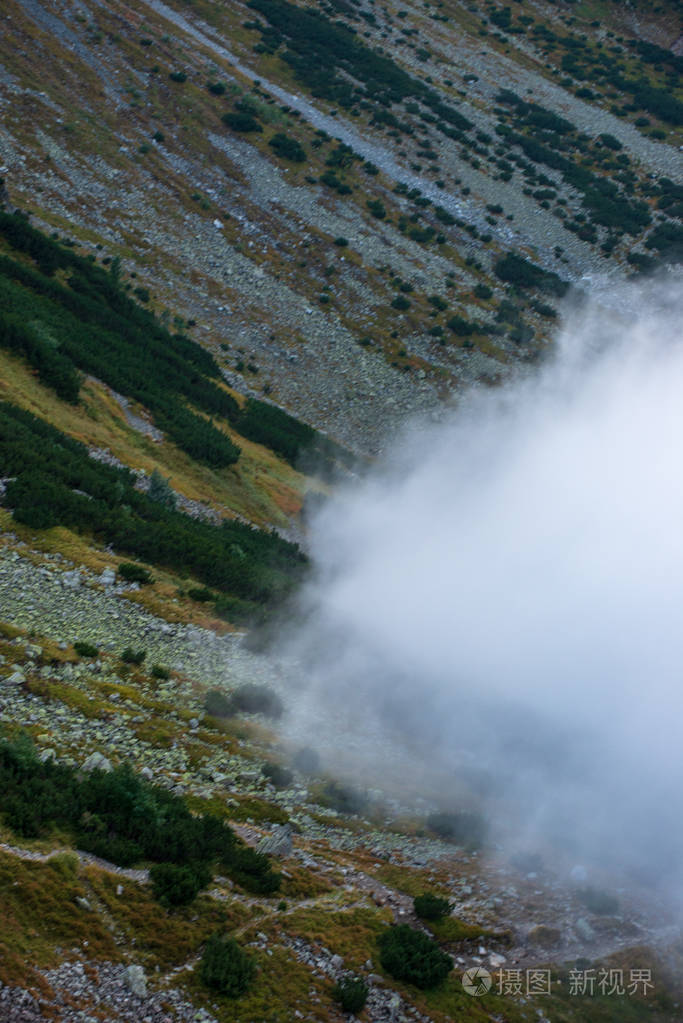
[169,71,187,83]
[200,934,255,997]
[268,132,306,161]
[222,111,262,132]
[227,683,283,719]
[319,779,367,815]
[148,468,176,509]
[334,236,349,247]
[644,222,683,261]
[204,689,232,717]
[391,295,411,311]
[426,811,487,847]
[188,586,216,602]
[262,762,294,788]
[494,253,569,297]
[213,595,260,625]
[227,844,281,894]
[332,976,369,1013]
[578,887,619,915]
[118,562,153,585]
[151,664,170,680]
[74,641,98,658]
[598,133,622,150]
[321,171,352,195]
[120,647,146,665]
[0,734,278,899]
[367,199,387,219]
[207,81,227,95]
[434,205,456,225]
[473,284,493,300]
[149,862,211,907]
[378,924,452,988]
[447,315,475,336]
[414,892,451,921]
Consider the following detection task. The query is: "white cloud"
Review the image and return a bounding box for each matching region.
[282,277,683,886]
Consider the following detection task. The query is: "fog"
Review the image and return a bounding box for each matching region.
[281,278,683,890]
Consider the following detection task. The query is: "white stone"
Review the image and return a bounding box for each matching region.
[124,964,147,998]
[81,751,113,773]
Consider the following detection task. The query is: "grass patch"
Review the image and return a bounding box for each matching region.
[184,944,331,1022]
[284,906,391,969]
[0,850,118,987]
[85,868,252,969]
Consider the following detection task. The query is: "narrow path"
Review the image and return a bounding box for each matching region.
[0,839,149,880]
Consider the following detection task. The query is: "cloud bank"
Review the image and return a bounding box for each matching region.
[284,277,683,888]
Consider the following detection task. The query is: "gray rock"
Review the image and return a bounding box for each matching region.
[570,864,588,883]
[62,570,82,589]
[257,823,293,858]
[330,954,343,972]
[5,670,24,685]
[575,917,596,941]
[81,751,113,773]
[75,897,92,911]
[99,568,116,586]
[124,964,147,998]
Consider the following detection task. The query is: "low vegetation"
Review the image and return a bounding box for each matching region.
[0,733,280,897]
[413,892,451,922]
[378,924,453,989]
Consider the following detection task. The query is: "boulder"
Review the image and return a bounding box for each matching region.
[257,823,293,858]
[124,964,147,998]
[5,670,24,685]
[81,751,113,773]
[62,570,82,589]
[99,568,116,586]
[575,917,596,941]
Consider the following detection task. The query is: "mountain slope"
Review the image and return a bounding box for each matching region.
[1,0,680,451]
[0,2,682,1022]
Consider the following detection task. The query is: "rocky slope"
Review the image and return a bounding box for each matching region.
[0,0,681,452]
[0,1,682,1021]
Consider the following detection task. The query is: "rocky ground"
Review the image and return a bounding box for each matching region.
[1,533,682,1021]
[1,0,680,453]
[0,1,681,1019]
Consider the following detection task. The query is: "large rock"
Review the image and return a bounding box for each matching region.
[5,670,24,685]
[98,568,116,587]
[81,751,113,773]
[575,917,596,941]
[257,823,293,858]
[124,964,147,998]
